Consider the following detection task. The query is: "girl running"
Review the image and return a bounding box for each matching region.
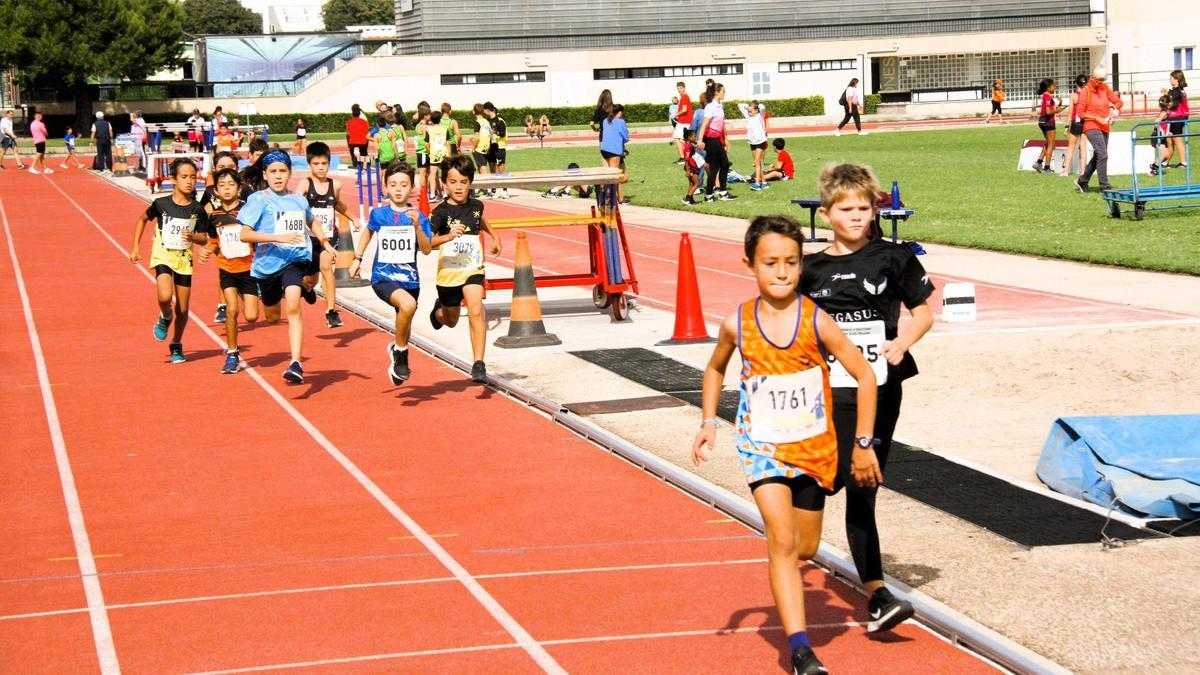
[197,168,258,374]
[985,79,1005,124]
[697,82,735,201]
[738,100,769,190]
[801,162,935,636]
[1032,79,1064,173]
[1060,74,1089,176]
[129,158,210,363]
[693,214,877,675]
[59,126,84,169]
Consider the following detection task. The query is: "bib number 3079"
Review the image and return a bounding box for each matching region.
[748,366,828,444]
[827,320,889,388]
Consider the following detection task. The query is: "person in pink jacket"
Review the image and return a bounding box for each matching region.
[1075,66,1124,193]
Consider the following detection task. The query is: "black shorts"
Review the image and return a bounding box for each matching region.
[749,142,767,151]
[373,280,419,306]
[0,137,14,150]
[991,101,1002,114]
[219,269,259,296]
[472,151,490,169]
[153,265,192,287]
[305,235,337,275]
[488,146,506,165]
[1038,122,1056,133]
[417,152,430,168]
[255,262,307,307]
[1168,120,1186,136]
[449,143,459,155]
[34,142,46,154]
[601,150,622,161]
[436,273,485,307]
[748,474,826,512]
[349,143,368,163]
[1069,121,1084,136]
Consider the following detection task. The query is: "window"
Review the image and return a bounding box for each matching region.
[778,59,856,73]
[440,72,545,85]
[1176,47,1194,71]
[593,64,743,80]
[751,70,771,96]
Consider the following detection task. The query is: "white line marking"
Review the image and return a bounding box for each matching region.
[46,176,565,675]
[0,558,766,622]
[0,195,120,674]
[923,317,1200,338]
[184,622,860,674]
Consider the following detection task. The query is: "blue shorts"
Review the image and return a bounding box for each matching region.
[373,281,419,307]
[255,262,307,306]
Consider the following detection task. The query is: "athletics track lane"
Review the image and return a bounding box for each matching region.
[1,169,993,673]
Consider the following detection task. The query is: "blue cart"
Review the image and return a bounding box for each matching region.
[1101,117,1197,220]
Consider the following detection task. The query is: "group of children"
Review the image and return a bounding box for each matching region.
[131,141,501,385]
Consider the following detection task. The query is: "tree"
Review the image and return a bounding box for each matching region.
[183,0,262,36]
[0,0,186,131]
[322,0,392,31]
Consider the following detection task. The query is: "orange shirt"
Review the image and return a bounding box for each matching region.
[1078,81,1124,134]
[204,200,253,273]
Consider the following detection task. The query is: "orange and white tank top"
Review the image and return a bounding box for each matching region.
[735,295,838,490]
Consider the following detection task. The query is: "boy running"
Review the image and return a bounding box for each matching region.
[129,158,210,363]
[349,161,434,385]
[303,141,360,328]
[196,168,258,373]
[693,214,877,675]
[801,163,935,634]
[237,150,333,384]
[204,151,242,323]
[429,154,502,383]
[764,138,794,182]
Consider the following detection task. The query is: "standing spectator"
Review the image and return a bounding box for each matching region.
[590,89,614,158]
[29,111,52,174]
[1075,66,1123,193]
[674,81,694,164]
[985,79,1006,124]
[129,110,148,165]
[738,100,769,189]
[835,78,866,136]
[293,117,307,155]
[1165,70,1190,168]
[1060,74,1089,176]
[211,105,227,150]
[346,103,369,172]
[90,111,114,173]
[697,81,736,201]
[1,109,26,169]
[186,109,205,151]
[1031,79,1064,173]
[600,104,630,204]
[669,96,679,130]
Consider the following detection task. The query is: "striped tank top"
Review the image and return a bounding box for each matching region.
[735,295,838,490]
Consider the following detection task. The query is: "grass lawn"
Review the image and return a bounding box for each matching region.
[504,120,1200,276]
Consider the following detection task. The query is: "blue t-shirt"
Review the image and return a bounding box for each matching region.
[691,107,705,135]
[64,132,77,150]
[238,189,314,278]
[368,204,432,288]
[600,118,629,156]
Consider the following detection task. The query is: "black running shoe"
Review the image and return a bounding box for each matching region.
[283,360,304,383]
[867,587,915,633]
[214,304,227,323]
[470,360,487,384]
[326,308,342,328]
[1149,163,1159,176]
[717,190,738,201]
[429,300,443,330]
[388,343,410,384]
[681,196,696,205]
[1075,180,1089,193]
[302,287,317,304]
[791,646,827,675]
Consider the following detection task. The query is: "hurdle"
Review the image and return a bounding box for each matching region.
[472,167,639,321]
[1102,117,1198,220]
[356,156,384,222]
[145,122,212,153]
[146,152,213,193]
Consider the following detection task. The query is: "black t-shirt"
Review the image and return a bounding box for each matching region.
[146,195,211,242]
[592,108,606,142]
[493,115,507,141]
[431,197,483,237]
[799,238,934,384]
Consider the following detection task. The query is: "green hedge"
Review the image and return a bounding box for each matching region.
[864,94,881,115]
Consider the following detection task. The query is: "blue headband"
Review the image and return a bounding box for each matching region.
[262,150,291,168]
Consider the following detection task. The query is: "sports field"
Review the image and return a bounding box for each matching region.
[506,120,1200,276]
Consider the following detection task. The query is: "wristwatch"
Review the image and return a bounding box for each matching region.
[855,436,878,449]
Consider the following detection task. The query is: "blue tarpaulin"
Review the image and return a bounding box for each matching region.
[1037,415,1200,520]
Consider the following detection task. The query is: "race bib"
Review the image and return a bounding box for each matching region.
[747,367,828,444]
[276,210,307,248]
[826,320,889,388]
[313,207,336,239]
[161,216,194,251]
[377,225,416,265]
[440,234,482,270]
[217,224,250,259]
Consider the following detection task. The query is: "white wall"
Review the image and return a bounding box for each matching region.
[1104,0,1199,93]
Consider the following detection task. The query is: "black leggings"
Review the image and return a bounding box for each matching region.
[837,105,861,131]
[703,136,729,195]
[832,379,903,585]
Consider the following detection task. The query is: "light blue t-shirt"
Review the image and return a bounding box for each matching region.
[368,204,432,288]
[600,117,629,156]
[691,107,705,135]
[238,189,314,278]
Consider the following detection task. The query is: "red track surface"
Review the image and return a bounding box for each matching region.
[0,170,998,673]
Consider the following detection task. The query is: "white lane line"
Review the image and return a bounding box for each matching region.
[46,176,565,675]
[0,195,121,674]
[923,317,1200,338]
[185,622,860,674]
[0,558,766,622]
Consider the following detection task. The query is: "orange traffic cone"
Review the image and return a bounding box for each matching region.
[418,185,431,217]
[658,232,715,345]
[494,232,561,348]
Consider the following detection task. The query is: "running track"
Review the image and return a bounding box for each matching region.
[0,170,995,673]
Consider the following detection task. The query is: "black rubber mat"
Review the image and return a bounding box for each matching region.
[571,347,1161,547]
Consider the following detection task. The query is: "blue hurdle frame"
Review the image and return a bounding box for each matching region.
[1101,117,1196,220]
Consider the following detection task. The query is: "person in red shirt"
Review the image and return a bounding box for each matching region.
[1075,66,1123,193]
[764,138,794,182]
[345,103,370,171]
[673,81,693,163]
